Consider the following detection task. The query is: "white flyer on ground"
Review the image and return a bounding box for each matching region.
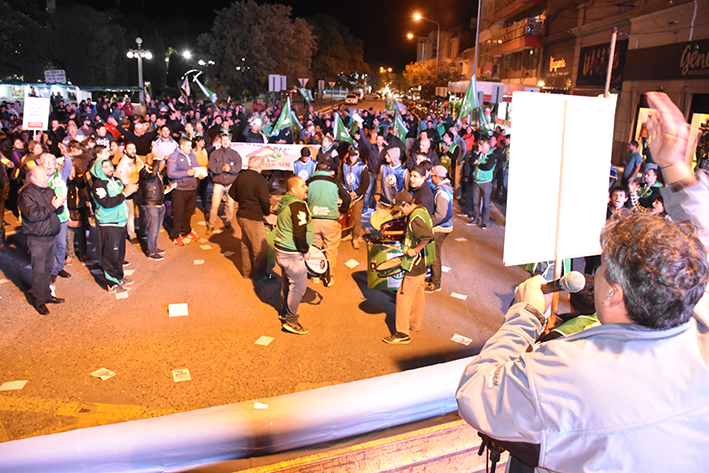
[194,259,205,265]
[124,269,135,276]
[454,238,468,242]
[0,278,8,285]
[253,401,268,409]
[344,259,359,269]
[172,369,191,382]
[115,292,129,300]
[90,368,116,381]
[451,334,473,346]
[199,238,208,243]
[0,380,28,391]
[169,303,189,317]
[451,292,468,301]
[223,251,234,257]
[200,245,212,250]
[254,336,275,346]
[442,266,451,273]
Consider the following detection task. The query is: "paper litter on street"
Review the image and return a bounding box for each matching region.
[124,269,135,276]
[0,278,8,285]
[194,259,205,265]
[200,245,212,250]
[168,303,189,317]
[451,292,468,301]
[253,401,268,409]
[0,380,28,391]
[90,368,116,381]
[115,292,129,300]
[454,238,468,242]
[254,336,275,346]
[196,221,207,226]
[222,251,234,257]
[199,238,208,243]
[451,334,473,346]
[442,266,451,272]
[344,259,359,269]
[172,369,191,382]
[90,269,102,275]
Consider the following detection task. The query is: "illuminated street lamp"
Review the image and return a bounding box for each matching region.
[182,50,192,60]
[413,13,440,68]
[126,37,152,103]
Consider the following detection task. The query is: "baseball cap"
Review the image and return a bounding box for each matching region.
[392,191,413,210]
[431,165,447,178]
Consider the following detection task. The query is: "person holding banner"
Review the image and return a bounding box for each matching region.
[456,92,709,472]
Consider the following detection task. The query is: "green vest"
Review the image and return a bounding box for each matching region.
[307,171,340,220]
[48,170,69,222]
[274,192,314,252]
[401,207,436,272]
[473,150,495,184]
[440,143,455,171]
[553,314,600,337]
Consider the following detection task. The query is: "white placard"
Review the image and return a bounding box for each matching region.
[169,303,189,317]
[22,97,51,131]
[503,92,615,267]
[44,69,66,84]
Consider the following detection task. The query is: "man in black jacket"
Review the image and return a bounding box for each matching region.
[18,166,66,314]
[139,156,166,261]
[230,156,272,280]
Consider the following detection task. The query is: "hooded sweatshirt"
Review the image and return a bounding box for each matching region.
[90,157,128,226]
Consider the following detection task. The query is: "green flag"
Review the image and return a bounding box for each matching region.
[271,97,293,136]
[458,76,475,120]
[333,113,354,145]
[298,87,313,103]
[291,110,303,134]
[193,76,218,103]
[385,96,395,112]
[393,107,408,142]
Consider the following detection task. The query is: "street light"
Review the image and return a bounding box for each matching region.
[182,50,192,60]
[413,12,440,68]
[126,37,152,104]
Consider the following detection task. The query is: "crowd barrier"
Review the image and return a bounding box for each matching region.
[0,357,475,473]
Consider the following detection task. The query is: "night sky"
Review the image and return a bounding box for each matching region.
[80,0,477,70]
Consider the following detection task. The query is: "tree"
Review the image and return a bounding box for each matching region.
[0,0,48,81]
[307,14,369,89]
[403,60,463,101]
[47,5,128,85]
[197,0,315,98]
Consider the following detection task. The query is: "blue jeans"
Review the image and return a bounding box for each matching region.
[209,182,235,227]
[275,250,307,324]
[364,171,377,209]
[142,204,166,255]
[53,220,68,275]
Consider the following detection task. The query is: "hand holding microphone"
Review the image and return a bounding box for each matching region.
[541,271,586,294]
[514,271,586,316]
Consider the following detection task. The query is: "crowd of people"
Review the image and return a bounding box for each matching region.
[0,92,511,328]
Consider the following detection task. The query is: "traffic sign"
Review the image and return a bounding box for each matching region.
[298,78,309,88]
[318,80,325,90]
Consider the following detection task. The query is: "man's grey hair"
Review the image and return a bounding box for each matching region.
[248,156,264,169]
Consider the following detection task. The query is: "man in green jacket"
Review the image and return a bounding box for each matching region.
[91,146,138,294]
[274,176,314,335]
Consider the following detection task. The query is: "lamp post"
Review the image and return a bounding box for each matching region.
[126,37,152,104]
[413,13,440,68]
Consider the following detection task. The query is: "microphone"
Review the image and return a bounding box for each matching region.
[541,271,586,294]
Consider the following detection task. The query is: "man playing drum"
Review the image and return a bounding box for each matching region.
[274,177,314,335]
[383,191,435,345]
[341,146,369,250]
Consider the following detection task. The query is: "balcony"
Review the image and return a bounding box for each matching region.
[490,0,546,24]
[489,18,543,56]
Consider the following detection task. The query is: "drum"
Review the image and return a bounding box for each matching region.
[337,203,356,231]
[304,246,328,277]
[367,240,404,290]
[370,209,396,231]
[379,216,407,241]
[373,256,403,278]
